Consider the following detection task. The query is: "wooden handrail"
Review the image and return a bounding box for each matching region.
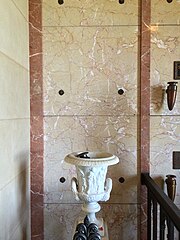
[141,173,180,231]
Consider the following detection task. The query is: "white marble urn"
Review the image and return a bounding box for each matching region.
[65,151,119,228]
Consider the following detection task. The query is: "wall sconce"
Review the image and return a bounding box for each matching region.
[165,175,176,202]
[166,82,178,111]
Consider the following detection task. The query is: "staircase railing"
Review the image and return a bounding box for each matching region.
[141,173,180,240]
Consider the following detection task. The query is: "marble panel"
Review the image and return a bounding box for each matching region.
[11,210,30,240]
[140,2,151,238]
[150,26,180,115]
[43,26,138,116]
[11,0,28,20]
[140,0,151,174]
[29,1,44,238]
[0,169,30,240]
[150,116,180,205]
[44,115,138,204]
[42,0,138,27]
[44,203,139,240]
[0,52,29,119]
[0,0,29,69]
[0,119,30,190]
[151,0,180,25]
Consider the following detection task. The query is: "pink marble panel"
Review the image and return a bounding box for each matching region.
[29,0,44,239]
[140,0,151,172]
[140,1,151,239]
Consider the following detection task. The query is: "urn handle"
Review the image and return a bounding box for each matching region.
[72,177,80,201]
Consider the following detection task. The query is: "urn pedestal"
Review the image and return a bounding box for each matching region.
[65,151,119,239]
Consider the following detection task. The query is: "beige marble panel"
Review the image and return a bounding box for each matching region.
[151,0,180,25]
[0,119,30,190]
[43,26,138,116]
[12,0,28,20]
[0,0,29,69]
[0,169,30,240]
[150,26,180,115]
[0,52,30,119]
[44,203,139,240]
[42,0,138,27]
[150,116,180,206]
[11,211,30,240]
[44,115,138,204]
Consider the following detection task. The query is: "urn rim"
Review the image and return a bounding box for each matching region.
[64,151,119,166]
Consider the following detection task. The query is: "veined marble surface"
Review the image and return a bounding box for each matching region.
[150,26,180,115]
[151,0,180,25]
[150,116,180,205]
[43,26,138,116]
[42,0,138,27]
[44,203,139,240]
[30,0,180,239]
[44,115,138,204]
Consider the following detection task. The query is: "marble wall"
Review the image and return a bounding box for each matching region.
[0,0,30,239]
[38,0,180,239]
[42,0,139,239]
[150,0,180,206]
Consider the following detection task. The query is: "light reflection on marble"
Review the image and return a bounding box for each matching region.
[44,115,138,204]
[44,203,139,240]
[150,26,180,115]
[150,116,180,206]
[42,0,138,27]
[43,26,138,116]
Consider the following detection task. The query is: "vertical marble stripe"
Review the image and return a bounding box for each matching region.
[29,0,44,239]
[140,0,151,239]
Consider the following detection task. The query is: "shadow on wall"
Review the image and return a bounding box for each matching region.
[17,152,30,240]
[151,84,166,112]
[153,176,165,190]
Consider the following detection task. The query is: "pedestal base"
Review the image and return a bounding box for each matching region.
[72,218,109,240]
[99,219,109,240]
